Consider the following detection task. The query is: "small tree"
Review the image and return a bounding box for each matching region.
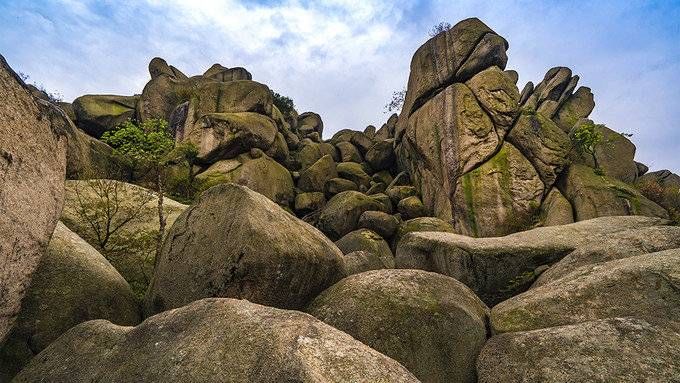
[571,122,605,174]
[429,22,452,37]
[272,91,296,118]
[101,119,175,261]
[384,88,406,113]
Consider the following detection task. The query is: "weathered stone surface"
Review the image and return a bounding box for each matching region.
[297,155,337,192]
[490,250,680,334]
[452,143,544,237]
[298,112,324,137]
[203,64,252,81]
[184,112,277,163]
[393,217,455,248]
[523,67,573,112]
[335,229,395,269]
[324,177,358,197]
[294,192,326,215]
[397,196,427,219]
[341,251,389,276]
[395,216,669,305]
[399,82,499,222]
[336,141,363,163]
[0,55,67,345]
[538,188,574,226]
[297,142,338,169]
[15,298,418,383]
[518,81,534,105]
[145,184,345,314]
[148,57,187,80]
[535,225,680,286]
[317,191,388,240]
[635,161,649,177]
[553,86,595,131]
[477,317,680,383]
[336,161,372,189]
[465,66,520,131]
[507,112,571,188]
[195,153,294,206]
[61,180,188,296]
[358,211,399,238]
[186,80,273,122]
[639,169,680,188]
[72,94,138,138]
[386,185,419,204]
[455,33,509,83]
[558,164,668,221]
[400,18,506,118]
[0,223,141,380]
[307,269,489,383]
[365,140,395,171]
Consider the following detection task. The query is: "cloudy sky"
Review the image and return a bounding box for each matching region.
[1,0,678,172]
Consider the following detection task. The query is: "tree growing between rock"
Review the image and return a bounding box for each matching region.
[570,121,604,174]
[101,119,178,263]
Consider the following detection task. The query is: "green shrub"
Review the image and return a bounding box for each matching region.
[571,121,605,174]
[272,91,296,118]
[636,178,680,224]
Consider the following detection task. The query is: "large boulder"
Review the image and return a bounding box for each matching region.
[0,54,67,345]
[639,169,680,189]
[398,82,500,222]
[535,225,680,286]
[61,116,124,179]
[572,123,638,183]
[183,112,277,164]
[195,152,295,206]
[490,250,680,334]
[335,229,395,269]
[60,180,188,297]
[72,94,138,138]
[0,223,140,380]
[203,64,252,81]
[14,298,419,383]
[452,143,544,237]
[145,183,345,315]
[393,217,455,247]
[552,86,595,132]
[306,269,489,383]
[317,191,388,240]
[297,154,337,192]
[477,317,680,383]
[507,111,571,188]
[297,112,324,138]
[399,18,507,119]
[183,80,273,124]
[395,216,670,305]
[538,187,574,226]
[558,164,668,221]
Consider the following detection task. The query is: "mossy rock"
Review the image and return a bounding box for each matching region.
[297,154,337,192]
[195,153,294,206]
[72,94,138,138]
[335,229,395,269]
[0,222,140,381]
[393,217,454,248]
[317,191,388,240]
[336,162,372,189]
[306,269,489,383]
[465,65,520,130]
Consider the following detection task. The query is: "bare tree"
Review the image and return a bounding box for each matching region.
[384,88,406,113]
[429,22,452,37]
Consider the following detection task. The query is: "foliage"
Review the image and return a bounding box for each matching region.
[101,119,175,165]
[384,88,406,113]
[570,122,605,174]
[429,22,452,37]
[636,178,680,224]
[272,91,296,119]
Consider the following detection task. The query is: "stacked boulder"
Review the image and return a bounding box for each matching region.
[394,17,668,237]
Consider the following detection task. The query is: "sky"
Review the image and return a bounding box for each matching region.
[1,0,678,172]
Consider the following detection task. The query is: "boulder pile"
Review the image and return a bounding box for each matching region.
[2,17,679,383]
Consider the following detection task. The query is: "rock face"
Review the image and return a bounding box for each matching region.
[0,54,67,346]
[307,269,489,383]
[477,318,680,383]
[72,94,138,138]
[490,250,680,334]
[14,298,419,383]
[558,164,668,220]
[0,223,140,380]
[145,184,345,315]
[317,191,388,240]
[395,216,670,305]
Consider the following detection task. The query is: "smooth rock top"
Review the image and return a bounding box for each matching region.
[14,298,419,383]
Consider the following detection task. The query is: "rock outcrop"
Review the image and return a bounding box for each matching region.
[14,298,419,382]
[0,54,67,346]
[145,184,345,315]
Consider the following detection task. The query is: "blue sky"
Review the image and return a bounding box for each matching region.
[1,0,678,172]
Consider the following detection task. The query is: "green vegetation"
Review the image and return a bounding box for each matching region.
[636,178,680,224]
[101,119,179,263]
[272,91,296,119]
[570,121,604,174]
